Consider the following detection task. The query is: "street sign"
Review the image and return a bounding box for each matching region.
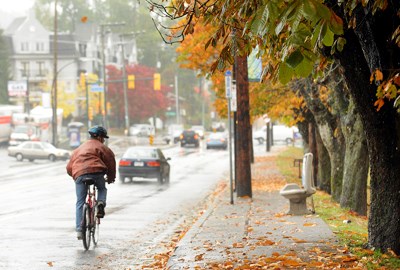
[90,84,104,92]
[231,83,237,112]
[165,111,176,116]
[7,81,27,97]
[225,70,232,98]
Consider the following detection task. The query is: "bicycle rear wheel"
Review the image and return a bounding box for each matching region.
[82,204,91,250]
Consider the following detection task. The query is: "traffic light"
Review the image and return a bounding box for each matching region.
[149,135,154,145]
[128,75,135,90]
[153,73,161,91]
[79,72,86,90]
[88,107,93,120]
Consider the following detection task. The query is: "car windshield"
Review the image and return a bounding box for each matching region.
[14,125,35,133]
[124,148,158,159]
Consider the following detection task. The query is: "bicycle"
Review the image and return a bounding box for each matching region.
[81,177,100,250]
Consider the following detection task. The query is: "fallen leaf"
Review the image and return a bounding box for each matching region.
[292,238,307,243]
[195,253,204,261]
[233,242,244,248]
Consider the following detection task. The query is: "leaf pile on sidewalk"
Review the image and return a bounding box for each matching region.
[139,181,228,270]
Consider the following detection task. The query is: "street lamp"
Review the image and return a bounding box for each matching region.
[51,0,58,146]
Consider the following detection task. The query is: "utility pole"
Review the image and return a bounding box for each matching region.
[52,0,58,146]
[118,39,130,133]
[99,22,125,129]
[235,55,252,198]
[174,75,179,124]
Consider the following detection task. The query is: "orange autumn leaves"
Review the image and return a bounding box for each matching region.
[252,156,286,192]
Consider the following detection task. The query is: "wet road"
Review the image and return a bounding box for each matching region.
[0,140,230,269]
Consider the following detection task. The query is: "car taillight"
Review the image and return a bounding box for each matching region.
[119,160,131,166]
[147,161,160,167]
[180,134,183,139]
[194,134,199,139]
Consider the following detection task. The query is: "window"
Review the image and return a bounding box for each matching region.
[79,43,87,57]
[36,42,44,52]
[21,42,29,52]
[21,62,30,77]
[37,62,45,77]
[33,144,42,150]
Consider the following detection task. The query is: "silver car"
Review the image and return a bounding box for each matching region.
[8,141,71,162]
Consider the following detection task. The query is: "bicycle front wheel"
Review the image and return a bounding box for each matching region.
[82,204,91,250]
[92,206,100,246]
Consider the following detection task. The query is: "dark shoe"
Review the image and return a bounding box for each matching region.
[97,202,105,218]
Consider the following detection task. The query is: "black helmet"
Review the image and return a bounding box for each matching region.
[88,125,109,138]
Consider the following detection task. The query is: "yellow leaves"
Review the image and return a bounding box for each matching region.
[371,69,400,111]
[370,69,383,83]
[303,222,317,227]
[47,261,54,267]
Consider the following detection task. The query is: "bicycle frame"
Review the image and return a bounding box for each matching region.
[82,179,101,250]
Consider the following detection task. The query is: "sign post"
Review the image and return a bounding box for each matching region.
[225,70,234,204]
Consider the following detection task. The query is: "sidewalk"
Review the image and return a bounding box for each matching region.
[167,147,360,269]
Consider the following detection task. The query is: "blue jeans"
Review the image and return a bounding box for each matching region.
[75,173,107,232]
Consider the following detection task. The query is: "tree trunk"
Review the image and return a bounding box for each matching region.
[315,128,331,193]
[235,55,252,198]
[340,99,369,215]
[308,122,318,188]
[330,2,400,253]
[296,78,345,202]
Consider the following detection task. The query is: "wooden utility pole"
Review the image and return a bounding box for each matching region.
[235,55,252,198]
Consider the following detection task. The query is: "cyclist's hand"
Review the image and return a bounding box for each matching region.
[107,179,115,184]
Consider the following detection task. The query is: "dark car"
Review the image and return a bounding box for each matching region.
[206,132,228,150]
[118,146,171,184]
[180,130,200,147]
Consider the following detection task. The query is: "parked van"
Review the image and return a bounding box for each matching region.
[253,124,300,144]
[128,124,155,137]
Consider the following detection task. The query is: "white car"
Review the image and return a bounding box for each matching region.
[8,141,71,162]
[129,124,155,137]
[253,125,300,144]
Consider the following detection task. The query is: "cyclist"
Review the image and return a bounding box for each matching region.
[66,125,116,240]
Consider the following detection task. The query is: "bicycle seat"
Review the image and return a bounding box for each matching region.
[82,177,95,185]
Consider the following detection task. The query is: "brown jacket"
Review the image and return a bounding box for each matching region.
[66,138,116,181]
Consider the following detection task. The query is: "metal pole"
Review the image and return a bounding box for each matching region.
[174,75,179,124]
[200,77,205,127]
[85,78,90,128]
[228,97,234,204]
[100,25,107,129]
[120,42,130,132]
[52,0,58,146]
[26,75,30,115]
